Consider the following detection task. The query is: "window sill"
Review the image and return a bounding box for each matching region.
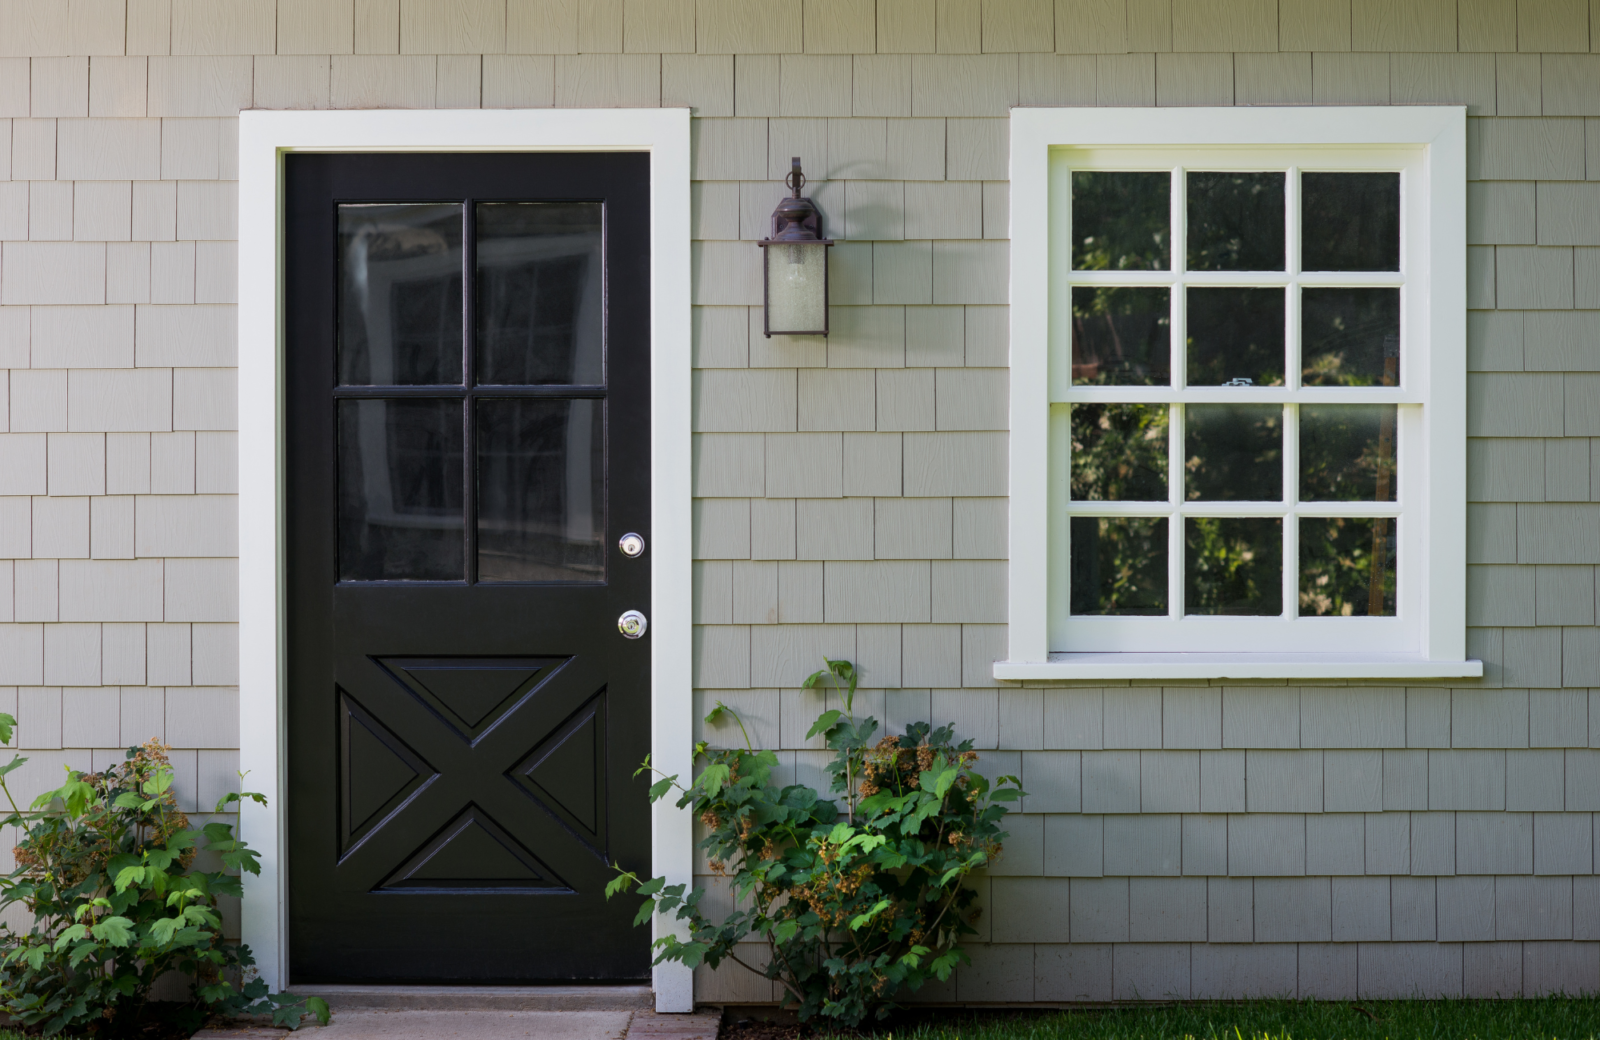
[993,653,1484,682]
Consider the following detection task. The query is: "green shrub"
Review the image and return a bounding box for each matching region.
[609,659,1022,1028]
[0,714,330,1036]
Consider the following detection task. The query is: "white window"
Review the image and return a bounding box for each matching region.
[1001,107,1480,680]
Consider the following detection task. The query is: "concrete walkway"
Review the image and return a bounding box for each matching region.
[195,1006,721,1040]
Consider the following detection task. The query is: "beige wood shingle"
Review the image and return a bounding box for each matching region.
[1392,53,1496,115]
[1352,0,1455,51]
[932,239,1006,303]
[885,117,946,178]
[1520,0,1589,53]
[505,0,576,53]
[1236,52,1311,104]
[481,54,554,105]
[1055,0,1127,53]
[779,54,851,115]
[827,305,905,366]
[579,0,623,52]
[936,0,981,53]
[877,368,935,429]
[852,54,910,115]
[626,0,695,52]
[1472,117,1585,179]
[1312,51,1387,103]
[171,0,275,55]
[795,497,873,558]
[29,181,74,241]
[1097,51,1155,104]
[1497,52,1542,115]
[253,55,331,109]
[0,0,127,58]
[553,53,658,105]
[1156,51,1233,105]
[912,54,1018,115]
[1460,0,1515,51]
[1280,0,1350,51]
[148,57,252,116]
[32,57,88,117]
[662,53,731,113]
[1128,0,1172,49]
[697,0,800,53]
[877,0,935,52]
[399,0,505,53]
[356,0,401,52]
[802,0,874,53]
[983,0,1053,53]
[1172,0,1276,51]
[278,0,354,53]
[1019,52,1096,102]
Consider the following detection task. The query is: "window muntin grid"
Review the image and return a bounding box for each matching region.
[1050,145,1423,655]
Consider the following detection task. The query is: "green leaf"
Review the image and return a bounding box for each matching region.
[0,752,27,778]
[90,916,134,947]
[0,711,15,745]
[306,996,332,1026]
[849,899,891,931]
[804,710,842,741]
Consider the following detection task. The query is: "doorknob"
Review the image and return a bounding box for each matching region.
[618,610,648,638]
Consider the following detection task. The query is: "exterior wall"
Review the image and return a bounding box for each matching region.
[1,0,1598,998]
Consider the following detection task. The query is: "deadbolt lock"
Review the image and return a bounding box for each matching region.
[619,532,646,557]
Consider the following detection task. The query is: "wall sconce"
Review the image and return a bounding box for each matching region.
[758,157,833,337]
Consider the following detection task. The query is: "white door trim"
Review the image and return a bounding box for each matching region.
[236,109,694,1011]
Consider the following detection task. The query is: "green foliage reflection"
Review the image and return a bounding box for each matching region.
[1300,516,1396,616]
[1186,171,1285,271]
[1070,517,1168,616]
[1071,404,1168,501]
[1070,172,1170,271]
[1070,286,1171,386]
[1300,405,1397,501]
[1185,517,1282,616]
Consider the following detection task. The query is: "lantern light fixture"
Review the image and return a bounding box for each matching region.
[757,157,833,337]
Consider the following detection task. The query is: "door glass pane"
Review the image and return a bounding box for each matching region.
[1187,172,1285,271]
[477,399,605,582]
[1302,172,1400,272]
[476,203,604,386]
[1186,287,1285,387]
[1300,517,1397,616]
[1185,517,1282,616]
[1071,286,1171,386]
[1071,171,1171,271]
[338,204,464,386]
[1071,403,1168,501]
[1301,288,1400,387]
[1070,517,1168,615]
[1185,403,1283,501]
[1300,404,1398,502]
[338,399,464,581]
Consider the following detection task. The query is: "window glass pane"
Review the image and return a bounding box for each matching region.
[1300,517,1396,616]
[1186,172,1285,272]
[1071,286,1171,386]
[338,204,464,386]
[1185,404,1283,502]
[476,203,604,386]
[1186,287,1286,387]
[1071,171,1170,271]
[1301,288,1400,388]
[1300,404,1398,502]
[1302,172,1400,272]
[337,399,464,581]
[1071,404,1168,501]
[477,398,605,582]
[1070,517,1168,615]
[1185,517,1282,616]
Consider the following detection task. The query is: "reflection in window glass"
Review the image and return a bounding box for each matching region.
[476,203,604,386]
[337,399,464,581]
[1187,172,1285,272]
[477,399,605,582]
[1185,404,1283,502]
[1302,288,1400,387]
[1185,517,1282,616]
[1186,287,1285,387]
[1071,286,1171,386]
[338,204,464,386]
[1302,172,1400,272]
[1071,404,1168,501]
[1300,405,1398,502]
[1300,517,1396,616]
[1071,171,1170,271]
[1070,517,1168,615]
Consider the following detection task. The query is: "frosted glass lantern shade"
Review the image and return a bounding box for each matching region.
[762,240,830,336]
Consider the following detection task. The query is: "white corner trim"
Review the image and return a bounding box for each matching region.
[236,108,694,1010]
[1004,105,1473,681]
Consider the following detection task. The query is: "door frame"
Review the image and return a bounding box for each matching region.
[237,109,693,1009]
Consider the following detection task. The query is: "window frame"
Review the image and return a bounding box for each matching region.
[1001,107,1479,681]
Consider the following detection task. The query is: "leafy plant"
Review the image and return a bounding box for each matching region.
[608,659,1023,1028]
[0,716,331,1036]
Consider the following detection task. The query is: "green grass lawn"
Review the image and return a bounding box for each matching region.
[814,999,1600,1040]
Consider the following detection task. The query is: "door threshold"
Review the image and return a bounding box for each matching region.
[289,984,653,1011]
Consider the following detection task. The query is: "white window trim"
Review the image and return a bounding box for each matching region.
[1000,106,1480,682]
[237,109,694,1009]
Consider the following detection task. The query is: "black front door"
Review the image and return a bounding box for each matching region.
[284,153,651,983]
